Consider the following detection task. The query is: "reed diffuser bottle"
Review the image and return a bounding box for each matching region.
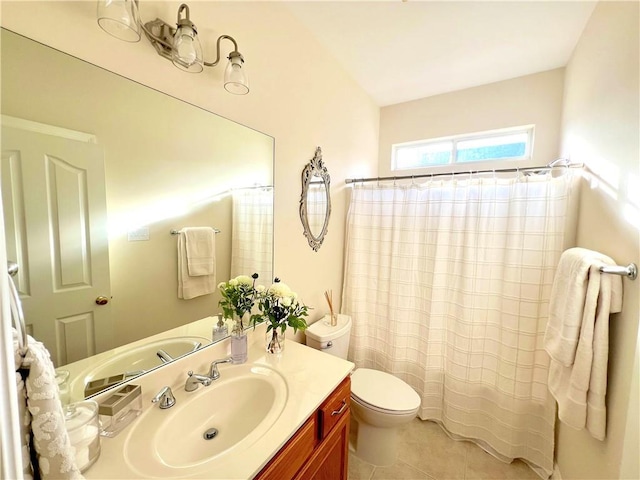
[324,289,337,326]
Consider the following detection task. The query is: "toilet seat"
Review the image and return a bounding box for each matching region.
[351,368,420,415]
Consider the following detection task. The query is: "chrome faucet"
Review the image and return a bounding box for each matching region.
[185,370,212,392]
[209,357,233,381]
[151,386,176,409]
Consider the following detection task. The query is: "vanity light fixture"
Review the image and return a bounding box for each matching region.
[96,0,249,94]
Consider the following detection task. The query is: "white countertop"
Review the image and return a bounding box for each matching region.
[83,323,354,479]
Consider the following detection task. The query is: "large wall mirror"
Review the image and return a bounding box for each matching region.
[1,29,274,400]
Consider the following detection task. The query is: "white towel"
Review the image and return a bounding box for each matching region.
[21,334,83,479]
[16,371,34,480]
[177,230,216,299]
[544,248,620,366]
[545,249,623,440]
[13,330,34,478]
[183,227,216,276]
[13,327,25,371]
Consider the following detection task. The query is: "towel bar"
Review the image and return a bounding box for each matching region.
[170,228,221,235]
[599,263,637,280]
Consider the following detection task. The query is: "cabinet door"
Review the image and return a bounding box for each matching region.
[254,415,318,480]
[296,411,350,480]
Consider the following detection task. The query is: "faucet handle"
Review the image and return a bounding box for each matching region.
[209,357,233,380]
[185,370,212,392]
[151,386,176,409]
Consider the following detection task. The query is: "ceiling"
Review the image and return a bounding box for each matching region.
[284,1,597,106]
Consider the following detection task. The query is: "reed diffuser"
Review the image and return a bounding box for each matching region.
[324,289,337,326]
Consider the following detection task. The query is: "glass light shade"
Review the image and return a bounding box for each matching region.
[224,56,249,95]
[97,0,141,43]
[172,25,203,73]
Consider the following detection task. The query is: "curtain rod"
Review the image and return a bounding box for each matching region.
[344,163,583,185]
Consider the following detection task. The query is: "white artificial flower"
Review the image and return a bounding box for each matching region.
[290,291,298,300]
[229,279,239,286]
[256,285,266,292]
[235,275,252,285]
[217,282,225,289]
[269,282,291,298]
[281,296,292,307]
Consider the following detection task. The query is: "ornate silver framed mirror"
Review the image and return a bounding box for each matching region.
[299,146,331,251]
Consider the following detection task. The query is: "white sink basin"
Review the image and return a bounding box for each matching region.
[69,336,208,399]
[123,363,287,478]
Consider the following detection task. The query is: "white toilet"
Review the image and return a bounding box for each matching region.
[305,315,421,466]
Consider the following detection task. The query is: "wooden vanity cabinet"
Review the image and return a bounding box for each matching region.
[255,376,351,480]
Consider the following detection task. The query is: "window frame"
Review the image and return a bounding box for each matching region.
[391,125,535,172]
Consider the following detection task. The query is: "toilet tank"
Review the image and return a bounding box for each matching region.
[305,314,352,359]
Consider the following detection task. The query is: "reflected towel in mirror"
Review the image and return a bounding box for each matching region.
[178,229,217,299]
[183,227,217,276]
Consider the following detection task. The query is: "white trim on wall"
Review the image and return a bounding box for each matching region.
[1,114,97,144]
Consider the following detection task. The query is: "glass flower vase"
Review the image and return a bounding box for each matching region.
[230,319,248,364]
[265,327,285,354]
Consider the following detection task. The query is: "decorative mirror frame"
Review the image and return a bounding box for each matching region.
[299,146,331,251]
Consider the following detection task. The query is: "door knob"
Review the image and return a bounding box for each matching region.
[95,296,109,305]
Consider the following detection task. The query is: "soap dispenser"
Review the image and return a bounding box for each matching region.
[212,313,227,342]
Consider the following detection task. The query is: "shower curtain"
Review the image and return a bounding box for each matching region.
[342,172,578,478]
[230,187,273,282]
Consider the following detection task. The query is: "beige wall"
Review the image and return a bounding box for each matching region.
[378,68,565,177]
[0,2,380,341]
[557,2,640,479]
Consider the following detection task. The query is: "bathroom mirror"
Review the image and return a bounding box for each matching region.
[299,146,331,251]
[0,29,274,396]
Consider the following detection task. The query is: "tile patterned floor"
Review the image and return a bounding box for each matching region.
[348,418,540,480]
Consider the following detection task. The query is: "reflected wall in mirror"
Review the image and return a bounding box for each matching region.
[0,29,274,397]
[299,146,331,251]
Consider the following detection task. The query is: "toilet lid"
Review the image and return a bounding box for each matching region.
[351,368,421,413]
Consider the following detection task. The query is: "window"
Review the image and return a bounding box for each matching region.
[392,126,534,171]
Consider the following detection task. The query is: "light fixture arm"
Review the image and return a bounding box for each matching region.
[204,35,242,67]
[175,4,197,33]
[97,0,249,93]
[142,22,243,68]
[125,1,244,67]
[138,2,194,56]
[141,18,175,58]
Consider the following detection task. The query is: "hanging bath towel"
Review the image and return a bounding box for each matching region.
[177,227,217,299]
[184,226,216,276]
[544,248,623,440]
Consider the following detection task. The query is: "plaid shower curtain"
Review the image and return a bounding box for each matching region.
[342,172,578,478]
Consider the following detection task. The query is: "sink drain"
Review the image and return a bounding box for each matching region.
[203,428,219,440]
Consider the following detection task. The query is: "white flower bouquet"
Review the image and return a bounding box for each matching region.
[251,278,309,353]
[218,273,259,331]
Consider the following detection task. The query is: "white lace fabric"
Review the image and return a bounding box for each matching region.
[18,333,84,479]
